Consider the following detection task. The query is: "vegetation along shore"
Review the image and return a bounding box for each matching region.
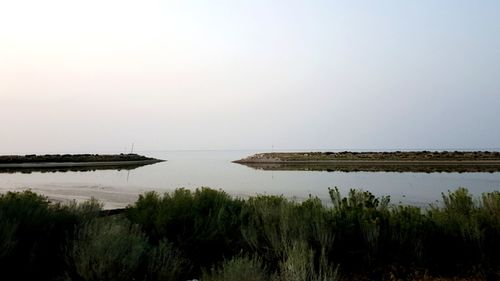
[234,151,500,173]
[1,187,498,281]
[0,153,164,170]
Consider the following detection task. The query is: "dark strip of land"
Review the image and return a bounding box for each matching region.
[234,151,500,173]
[0,163,155,174]
[0,153,164,171]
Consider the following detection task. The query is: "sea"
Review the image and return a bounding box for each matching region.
[1,150,499,209]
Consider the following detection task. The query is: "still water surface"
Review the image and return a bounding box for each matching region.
[1,150,499,208]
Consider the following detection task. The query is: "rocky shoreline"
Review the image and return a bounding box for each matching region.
[0,153,164,170]
[234,151,500,163]
[233,151,500,173]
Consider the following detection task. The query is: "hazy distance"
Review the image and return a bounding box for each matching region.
[1,0,499,154]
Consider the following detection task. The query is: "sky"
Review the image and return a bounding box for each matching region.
[1,0,499,154]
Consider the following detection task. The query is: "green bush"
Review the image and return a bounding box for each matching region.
[240,195,338,279]
[0,191,102,280]
[202,256,269,281]
[1,187,499,280]
[276,240,338,281]
[387,205,426,262]
[145,239,191,281]
[426,188,482,272]
[66,216,149,281]
[328,187,390,269]
[127,188,244,272]
[241,195,302,263]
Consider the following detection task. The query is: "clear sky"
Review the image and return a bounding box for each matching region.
[1,0,499,154]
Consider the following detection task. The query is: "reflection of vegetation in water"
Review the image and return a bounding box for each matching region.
[235,151,500,173]
[0,164,151,174]
[239,162,500,173]
[0,153,164,174]
[1,187,499,280]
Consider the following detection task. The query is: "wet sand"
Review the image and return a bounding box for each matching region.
[0,184,145,209]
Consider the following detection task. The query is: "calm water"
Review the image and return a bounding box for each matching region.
[1,150,500,208]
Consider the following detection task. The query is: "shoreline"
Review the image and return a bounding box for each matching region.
[234,151,500,173]
[235,159,500,165]
[0,153,165,170]
[234,151,500,163]
[0,159,164,169]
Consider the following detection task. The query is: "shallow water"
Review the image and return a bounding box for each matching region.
[1,150,500,209]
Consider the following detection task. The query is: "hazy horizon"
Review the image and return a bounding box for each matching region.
[2,1,499,154]
[4,147,500,156]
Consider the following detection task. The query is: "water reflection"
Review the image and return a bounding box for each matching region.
[0,163,154,174]
[1,150,500,209]
[236,162,500,173]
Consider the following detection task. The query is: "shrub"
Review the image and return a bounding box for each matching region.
[0,191,97,280]
[66,216,149,281]
[1,187,499,280]
[477,191,500,273]
[202,256,269,281]
[277,240,339,281]
[328,187,390,268]
[145,239,191,281]
[426,188,483,273]
[387,205,426,263]
[240,195,338,279]
[127,188,244,272]
[241,195,302,263]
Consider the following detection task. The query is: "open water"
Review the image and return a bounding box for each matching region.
[1,150,499,208]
